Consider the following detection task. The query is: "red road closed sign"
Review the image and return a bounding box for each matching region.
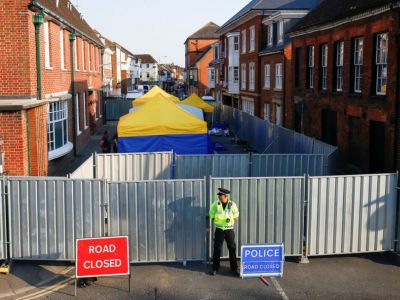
[76,236,130,278]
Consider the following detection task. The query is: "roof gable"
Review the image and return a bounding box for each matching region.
[186,21,220,41]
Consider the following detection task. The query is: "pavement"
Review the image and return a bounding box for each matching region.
[2,253,399,300]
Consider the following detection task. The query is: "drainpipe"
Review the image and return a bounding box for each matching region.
[25,112,32,176]
[70,32,77,157]
[33,11,44,100]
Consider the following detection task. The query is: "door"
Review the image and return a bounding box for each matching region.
[369,121,385,173]
[294,102,304,133]
[321,108,337,146]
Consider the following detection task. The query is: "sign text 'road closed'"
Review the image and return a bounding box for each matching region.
[76,236,130,278]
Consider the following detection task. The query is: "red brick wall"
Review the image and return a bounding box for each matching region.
[186,38,218,68]
[195,49,214,97]
[291,11,398,173]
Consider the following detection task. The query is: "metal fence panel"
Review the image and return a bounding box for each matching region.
[8,178,105,260]
[108,179,207,263]
[175,154,249,179]
[307,174,398,256]
[105,99,131,121]
[251,154,326,177]
[96,152,173,181]
[69,154,94,179]
[210,177,304,257]
[0,178,5,260]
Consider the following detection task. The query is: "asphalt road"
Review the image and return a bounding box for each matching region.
[12,253,400,300]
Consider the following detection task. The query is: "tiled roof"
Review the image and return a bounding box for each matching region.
[134,54,158,63]
[289,0,394,33]
[220,0,320,31]
[186,21,220,41]
[32,0,102,45]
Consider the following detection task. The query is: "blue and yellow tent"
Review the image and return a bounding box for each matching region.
[118,95,211,154]
[131,86,180,107]
[181,93,214,113]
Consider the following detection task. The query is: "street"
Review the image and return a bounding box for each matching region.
[3,253,399,300]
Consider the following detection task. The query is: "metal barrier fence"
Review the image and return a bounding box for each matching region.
[8,177,105,260]
[210,177,305,257]
[0,177,5,260]
[219,105,338,158]
[105,98,132,121]
[108,179,207,263]
[68,155,94,179]
[307,174,398,256]
[251,154,326,177]
[175,154,249,179]
[95,152,173,181]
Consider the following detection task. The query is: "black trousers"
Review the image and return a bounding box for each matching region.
[212,228,238,271]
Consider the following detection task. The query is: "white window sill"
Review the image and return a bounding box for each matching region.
[48,141,73,161]
[77,130,82,136]
[45,67,53,70]
[376,92,386,96]
[84,126,89,130]
[274,88,283,91]
[61,68,68,71]
[264,87,270,90]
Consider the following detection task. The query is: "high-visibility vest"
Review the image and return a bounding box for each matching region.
[209,200,239,230]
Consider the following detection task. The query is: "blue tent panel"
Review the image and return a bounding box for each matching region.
[118,134,212,154]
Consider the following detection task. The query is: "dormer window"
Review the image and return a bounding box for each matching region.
[267,24,273,47]
[277,20,284,44]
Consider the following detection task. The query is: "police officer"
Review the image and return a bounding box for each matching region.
[209,188,239,276]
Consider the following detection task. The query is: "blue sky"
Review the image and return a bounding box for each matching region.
[72,0,249,66]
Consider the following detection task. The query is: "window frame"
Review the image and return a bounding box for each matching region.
[75,94,81,136]
[267,24,273,47]
[307,46,314,89]
[353,37,364,93]
[320,44,328,90]
[250,26,255,52]
[375,32,388,95]
[264,64,271,89]
[335,41,344,92]
[44,20,51,69]
[241,30,247,54]
[275,63,283,90]
[241,63,247,90]
[249,62,255,91]
[277,20,284,44]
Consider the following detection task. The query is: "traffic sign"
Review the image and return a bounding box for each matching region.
[76,236,130,278]
[240,244,284,278]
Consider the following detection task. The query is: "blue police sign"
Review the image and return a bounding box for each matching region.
[240,244,284,278]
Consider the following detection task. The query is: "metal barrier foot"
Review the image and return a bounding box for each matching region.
[0,259,11,274]
[299,256,309,264]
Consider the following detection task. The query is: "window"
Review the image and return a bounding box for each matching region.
[267,24,273,47]
[264,64,271,89]
[376,33,388,95]
[249,62,255,90]
[60,29,65,69]
[353,37,364,93]
[264,103,270,122]
[242,30,246,53]
[234,36,239,51]
[81,40,85,70]
[83,92,88,129]
[307,46,314,89]
[241,64,247,90]
[214,45,219,60]
[250,26,255,51]
[335,41,344,91]
[74,39,78,71]
[75,94,81,136]
[320,44,328,90]
[275,104,282,126]
[275,63,283,90]
[242,98,254,116]
[147,73,150,78]
[88,43,91,71]
[147,64,150,68]
[44,21,51,68]
[47,101,70,159]
[233,66,239,83]
[277,20,284,44]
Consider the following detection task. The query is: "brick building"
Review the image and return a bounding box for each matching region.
[0,0,104,176]
[185,22,220,97]
[289,0,400,173]
[216,0,318,117]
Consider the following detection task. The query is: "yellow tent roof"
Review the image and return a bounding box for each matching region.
[181,93,215,113]
[132,86,180,107]
[119,95,207,137]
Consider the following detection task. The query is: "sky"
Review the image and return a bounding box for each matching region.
[72,0,250,67]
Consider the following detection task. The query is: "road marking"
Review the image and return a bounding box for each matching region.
[16,277,73,300]
[271,277,289,300]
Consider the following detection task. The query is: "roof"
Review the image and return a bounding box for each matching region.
[120,46,136,58]
[289,0,393,34]
[118,94,207,137]
[186,21,220,42]
[31,0,102,45]
[189,46,213,68]
[220,0,320,31]
[134,54,158,63]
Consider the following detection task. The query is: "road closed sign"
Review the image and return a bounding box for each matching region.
[76,236,130,278]
[240,244,284,278]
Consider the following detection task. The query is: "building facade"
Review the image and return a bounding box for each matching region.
[289,0,400,173]
[185,22,220,97]
[0,0,104,176]
[135,54,158,84]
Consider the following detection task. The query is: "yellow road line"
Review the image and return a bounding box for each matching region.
[16,277,74,300]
